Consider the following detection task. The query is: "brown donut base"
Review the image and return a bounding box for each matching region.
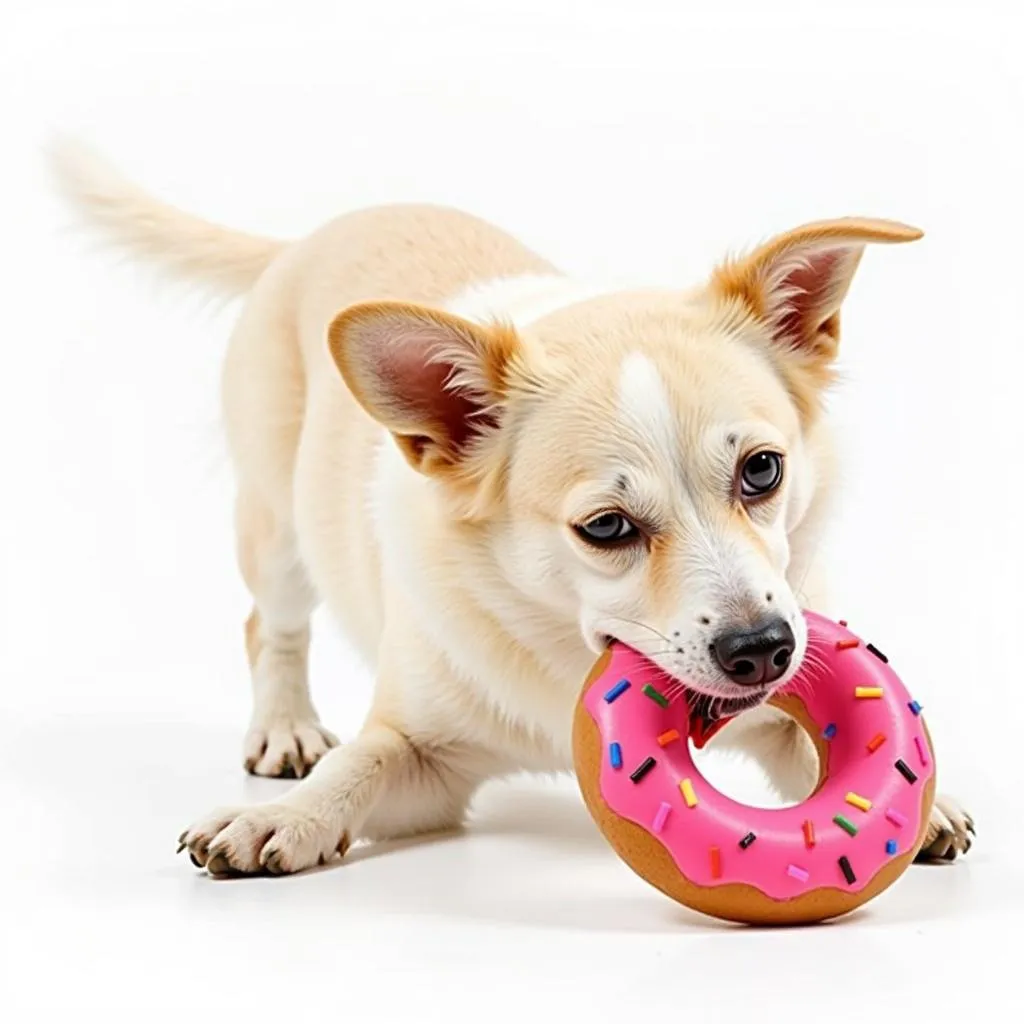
[572,650,936,925]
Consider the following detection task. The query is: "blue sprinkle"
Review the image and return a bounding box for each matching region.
[823,723,838,740]
[908,700,923,716]
[609,742,623,769]
[886,839,898,855]
[604,679,631,703]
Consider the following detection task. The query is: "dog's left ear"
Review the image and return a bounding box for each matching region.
[710,217,923,361]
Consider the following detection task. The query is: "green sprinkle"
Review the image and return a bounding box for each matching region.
[833,814,859,837]
[642,684,670,708]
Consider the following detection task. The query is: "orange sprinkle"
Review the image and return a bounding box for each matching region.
[802,820,816,849]
[657,729,681,747]
[709,846,722,879]
[866,732,887,753]
[836,638,860,650]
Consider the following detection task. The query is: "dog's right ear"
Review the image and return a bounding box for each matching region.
[327,300,525,479]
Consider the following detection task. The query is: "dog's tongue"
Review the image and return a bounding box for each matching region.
[687,707,735,749]
[683,685,751,749]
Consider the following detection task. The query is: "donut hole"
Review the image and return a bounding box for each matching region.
[689,707,822,809]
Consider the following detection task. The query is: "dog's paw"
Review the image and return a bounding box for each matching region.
[242,718,338,778]
[178,804,350,877]
[915,794,975,862]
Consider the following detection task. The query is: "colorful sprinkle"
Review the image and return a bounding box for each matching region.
[855,686,884,699]
[908,700,923,716]
[823,723,838,740]
[787,864,810,883]
[866,643,888,663]
[652,802,672,834]
[895,759,918,784]
[802,820,816,849]
[866,732,887,753]
[609,742,622,769]
[886,839,898,855]
[885,808,908,828]
[709,846,722,879]
[657,728,680,747]
[833,814,859,837]
[604,679,630,703]
[642,683,669,708]
[630,756,657,783]
[914,736,930,767]
[845,792,873,813]
[838,619,849,627]
[836,638,860,650]
[679,778,699,808]
[739,831,757,850]
[838,856,857,884]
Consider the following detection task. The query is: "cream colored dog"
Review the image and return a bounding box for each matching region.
[51,142,973,878]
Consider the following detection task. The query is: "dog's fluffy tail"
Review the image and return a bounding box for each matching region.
[47,137,286,296]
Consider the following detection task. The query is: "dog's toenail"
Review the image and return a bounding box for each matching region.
[206,853,233,876]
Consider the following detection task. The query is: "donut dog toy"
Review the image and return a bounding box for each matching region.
[572,611,935,924]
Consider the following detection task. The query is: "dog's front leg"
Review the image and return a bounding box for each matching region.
[180,722,406,875]
[180,715,483,877]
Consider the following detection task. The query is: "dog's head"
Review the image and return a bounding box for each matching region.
[328,218,920,720]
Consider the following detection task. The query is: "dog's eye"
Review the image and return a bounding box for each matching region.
[740,451,784,499]
[575,513,639,546]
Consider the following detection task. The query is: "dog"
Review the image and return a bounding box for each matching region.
[50,140,974,877]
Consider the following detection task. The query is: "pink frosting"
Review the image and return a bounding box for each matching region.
[581,611,934,898]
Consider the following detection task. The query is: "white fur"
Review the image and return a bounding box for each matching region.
[446,273,615,328]
[617,352,678,462]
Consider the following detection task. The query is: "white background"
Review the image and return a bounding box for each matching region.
[2,0,1023,1019]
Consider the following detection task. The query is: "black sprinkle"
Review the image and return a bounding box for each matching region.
[739,831,757,850]
[866,643,889,663]
[894,759,918,784]
[630,756,657,783]
[838,856,857,884]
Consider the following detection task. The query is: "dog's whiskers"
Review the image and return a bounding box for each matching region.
[603,616,678,651]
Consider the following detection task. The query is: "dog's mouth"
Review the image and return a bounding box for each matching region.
[597,632,784,746]
[682,687,770,747]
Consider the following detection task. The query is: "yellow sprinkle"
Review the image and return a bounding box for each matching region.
[845,792,873,812]
[855,686,884,699]
[680,778,698,808]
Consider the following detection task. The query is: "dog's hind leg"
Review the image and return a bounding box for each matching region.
[235,490,337,778]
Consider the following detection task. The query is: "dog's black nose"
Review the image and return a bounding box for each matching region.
[712,618,795,686]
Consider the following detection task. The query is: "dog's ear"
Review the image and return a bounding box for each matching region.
[710,217,923,361]
[327,300,525,479]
